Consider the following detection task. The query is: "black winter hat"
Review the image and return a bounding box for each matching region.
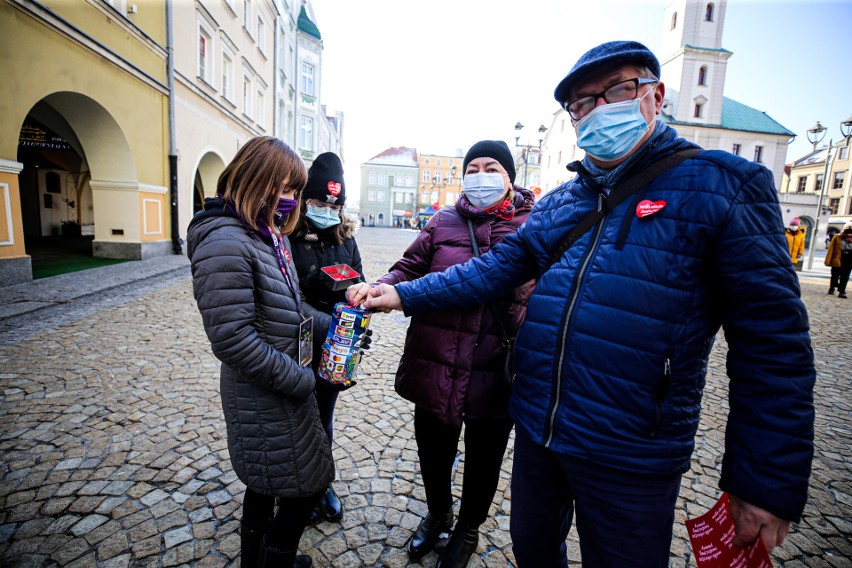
[304,152,346,206]
[553,40,661,105]
[462,140,516,184]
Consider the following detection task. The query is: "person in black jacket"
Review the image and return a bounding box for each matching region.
[187,137,333,568]
[290,152,365,523]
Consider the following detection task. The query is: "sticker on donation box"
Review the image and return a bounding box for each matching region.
[298,317,313,367]
[318,302,373,386]
[685,493,773,568]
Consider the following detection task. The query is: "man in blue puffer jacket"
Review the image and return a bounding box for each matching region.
[350,40,815,567]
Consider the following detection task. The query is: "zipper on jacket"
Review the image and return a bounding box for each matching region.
[650,354,672,438]
[543,203,607,447]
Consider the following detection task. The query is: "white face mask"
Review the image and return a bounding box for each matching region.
[789,225,799,232]
[463,173,507,209]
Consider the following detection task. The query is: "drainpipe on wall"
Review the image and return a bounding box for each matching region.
[166,0,182,254]
[273,18,280,137]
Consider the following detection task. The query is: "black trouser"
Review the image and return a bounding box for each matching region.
[830,267,841,292]
[414,406,514,527]
[242,487,324,551]
[839,255,852,294]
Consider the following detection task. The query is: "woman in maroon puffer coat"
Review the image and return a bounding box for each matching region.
[348,140,535,568]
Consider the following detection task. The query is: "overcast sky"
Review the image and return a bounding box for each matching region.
[310,0,852,202]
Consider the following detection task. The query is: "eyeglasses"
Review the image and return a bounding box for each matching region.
[563,77,658,121]
[306,199,342,212]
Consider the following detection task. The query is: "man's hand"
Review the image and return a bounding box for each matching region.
[729,494,790,552]
[363,284,402,313]
[346,282,373,306]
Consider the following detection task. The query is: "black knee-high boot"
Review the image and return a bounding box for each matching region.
[436,522,480,568]
[240,525,264,568]
[259,541,313,568]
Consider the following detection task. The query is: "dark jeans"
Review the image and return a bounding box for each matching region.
[314,388,339,446]
[510,430,681,568]
[831,261,852,294]
[414,406,514,526]
[830,267,841,292]
[242,487,324,551]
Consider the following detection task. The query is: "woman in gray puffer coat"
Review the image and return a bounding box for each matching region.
[187,137,332,568]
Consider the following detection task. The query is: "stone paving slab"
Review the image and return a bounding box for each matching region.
[0,255,190,320]
[0,227,848,567]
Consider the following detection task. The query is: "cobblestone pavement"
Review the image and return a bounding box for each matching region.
[0,227,849,567]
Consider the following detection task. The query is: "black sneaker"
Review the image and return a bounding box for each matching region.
[827,289,835,295]
[839,293,848,299]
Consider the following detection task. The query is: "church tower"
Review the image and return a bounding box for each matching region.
[659,0,732,126]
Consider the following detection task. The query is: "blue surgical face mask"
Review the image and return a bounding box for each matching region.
[463,173,507,209]
[305,205,341,229]
[574,87,654,163]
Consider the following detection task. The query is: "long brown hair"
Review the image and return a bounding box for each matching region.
[216,137,307,237]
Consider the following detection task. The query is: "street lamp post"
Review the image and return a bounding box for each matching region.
[804,116,852,270]
[514,122,548,188]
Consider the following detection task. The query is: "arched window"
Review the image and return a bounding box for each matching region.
[377,213,385,225]
[705,3,714,21]
[698,66,707,86]
[671,11,677,29]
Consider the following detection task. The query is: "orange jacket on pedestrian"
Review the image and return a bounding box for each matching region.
[785,226,806,264]
[825,233,846,268]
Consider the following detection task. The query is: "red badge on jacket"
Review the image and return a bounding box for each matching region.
[636,199,666,219]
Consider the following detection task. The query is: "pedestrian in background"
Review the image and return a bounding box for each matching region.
[187,136,333,568]
[356,41,815,567]
[290,151,364,523]
[348,140,536,568]
[786,216,806,267]
[825,222,852,298]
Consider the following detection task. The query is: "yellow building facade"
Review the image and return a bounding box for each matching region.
[417,153,463,214]
[0,0,170,286]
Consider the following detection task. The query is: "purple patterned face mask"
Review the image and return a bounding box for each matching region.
[273,197,298,225]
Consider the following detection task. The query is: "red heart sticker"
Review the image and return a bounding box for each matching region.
[327,181,341,196]
[636,199,666,218]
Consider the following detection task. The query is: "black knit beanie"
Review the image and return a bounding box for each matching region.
[304,152,346,206]
[462,140,516,184]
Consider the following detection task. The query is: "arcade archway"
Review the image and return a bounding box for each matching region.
[17,92,137,277]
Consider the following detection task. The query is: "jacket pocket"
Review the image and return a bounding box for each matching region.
[650,352,672,437]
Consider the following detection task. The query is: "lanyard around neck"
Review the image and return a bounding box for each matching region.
[269,230,306,320]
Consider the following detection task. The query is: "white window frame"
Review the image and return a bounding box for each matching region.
[753,145,764,164]
[838,146,849,161]
[377,191,385,202]
[257,14,266,55]
[299,116,313,149]
[257,88,265,129]
[221,43,235,102]
[368,191,376,202]
[833,171,846,189]
[243,73,254,118]
[301,62,314,96]
[369,173,377,184]
[197,20,214,85]
[243,0,252,32]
